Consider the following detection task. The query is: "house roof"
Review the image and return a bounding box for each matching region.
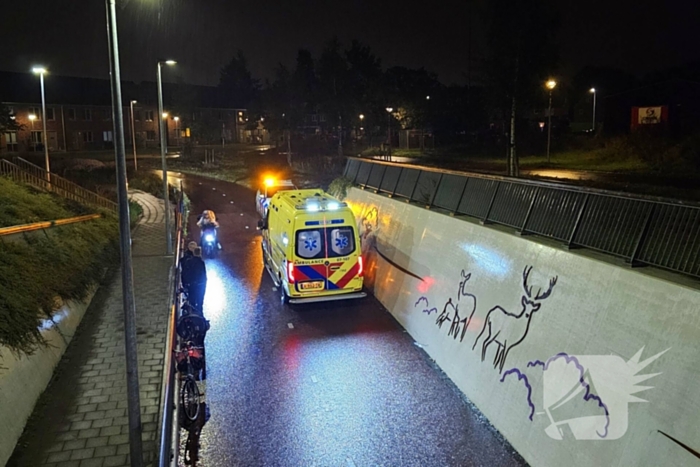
[0,71,242,109]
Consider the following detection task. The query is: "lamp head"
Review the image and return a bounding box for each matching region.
[174,116,179,121]
[546,80,557,90]
[28,114,36,121]
[32,67,47,75]
[359,114,364,120]
[386,107,393,113]
[164,60,176,66]
[162,112,169,119]
[589,88,596,93]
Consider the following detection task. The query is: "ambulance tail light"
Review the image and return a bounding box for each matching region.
[287,262,296,284]
[358,256,364,277]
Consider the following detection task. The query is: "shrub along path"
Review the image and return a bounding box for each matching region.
[7,191,173,467]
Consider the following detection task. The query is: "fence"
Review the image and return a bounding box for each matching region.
[157,184,185,467]
[344,157,700,279]
[6,157,118,214]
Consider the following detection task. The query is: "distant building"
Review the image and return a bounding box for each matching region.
[0,71,247,153]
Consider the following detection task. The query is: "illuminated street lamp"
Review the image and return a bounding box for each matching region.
[545,79,557,164]
[589,88,597,132]
[129,100,137,170]
[157,59,176,255]
[174,116,180,147]
[32,66,50,176]
[386,107,393,157]
[28,114,36,151]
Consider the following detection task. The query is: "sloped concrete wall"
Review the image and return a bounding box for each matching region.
[347,187,700,467]
[0,292,94,466]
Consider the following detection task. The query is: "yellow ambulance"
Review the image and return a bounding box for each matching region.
[258,189,366,304]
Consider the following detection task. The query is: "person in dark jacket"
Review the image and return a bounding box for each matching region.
[180,241,197,290]
[181,246,207,313]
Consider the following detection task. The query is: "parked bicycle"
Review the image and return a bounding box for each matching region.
[175,341,205,424]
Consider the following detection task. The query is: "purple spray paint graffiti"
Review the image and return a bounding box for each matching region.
[502,353,611,438]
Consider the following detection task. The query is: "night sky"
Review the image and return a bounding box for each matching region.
[0,0,698,86]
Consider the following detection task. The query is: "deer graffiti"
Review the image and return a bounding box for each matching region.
[472,266,558,373]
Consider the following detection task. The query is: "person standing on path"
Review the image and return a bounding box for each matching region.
[182,246,207,313]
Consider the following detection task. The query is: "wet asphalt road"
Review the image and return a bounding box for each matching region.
[175,172,527,467]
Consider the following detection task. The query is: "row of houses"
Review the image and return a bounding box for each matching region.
[0,71,250,154]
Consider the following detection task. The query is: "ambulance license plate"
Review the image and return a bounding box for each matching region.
[300,281,324,291]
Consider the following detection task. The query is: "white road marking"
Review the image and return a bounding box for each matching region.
[287,323,294,329]
[346,458,356,467]
[311,376,318,383]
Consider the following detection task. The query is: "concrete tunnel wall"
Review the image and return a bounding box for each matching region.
[345,187,700,467]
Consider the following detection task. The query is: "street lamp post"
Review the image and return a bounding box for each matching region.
[545,79,557,164]
[28,114,36,151]
[130,100,137,170]
[174,116,180,149]
[32,67,50,177]
[589,88,597,132]
[386,107,393,158]
[157,59,176,255]
[104,1,143,465]
[359,114,364,146]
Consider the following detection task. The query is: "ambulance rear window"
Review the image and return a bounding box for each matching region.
[296,227,356,259]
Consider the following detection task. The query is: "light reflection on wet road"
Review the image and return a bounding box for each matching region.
[175,172,526,467]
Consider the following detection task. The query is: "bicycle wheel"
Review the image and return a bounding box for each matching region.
[180,376,201,422]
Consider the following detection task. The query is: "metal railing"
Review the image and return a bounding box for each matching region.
[8,157,118,213]
[157,184,184,467]
[344,157,700,279]
[0,214,102,237]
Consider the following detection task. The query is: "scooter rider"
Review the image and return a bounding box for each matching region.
[196,210,222,250]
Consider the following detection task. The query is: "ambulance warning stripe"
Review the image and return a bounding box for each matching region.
[294,262,359,290]
[333,262,360,289]
[294,265,326,282]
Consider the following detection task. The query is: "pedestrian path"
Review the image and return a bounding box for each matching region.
[7,191,173,467]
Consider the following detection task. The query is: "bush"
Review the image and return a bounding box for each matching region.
[598,130,700,172]
[0,178,119,356]
[62,164,173,200]
[327,177,353,201]
[128,171,168,199]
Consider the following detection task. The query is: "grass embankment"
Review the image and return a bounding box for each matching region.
[0,178,119,356]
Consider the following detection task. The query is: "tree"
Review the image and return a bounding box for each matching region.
[264,64,303,165]
[486,0,559,175]
[383,66,441,150]
[292,49,319,111]
[344,41,385,146]
[318,38,351,155]
[0,104,21,133]
[218,50,261,109]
